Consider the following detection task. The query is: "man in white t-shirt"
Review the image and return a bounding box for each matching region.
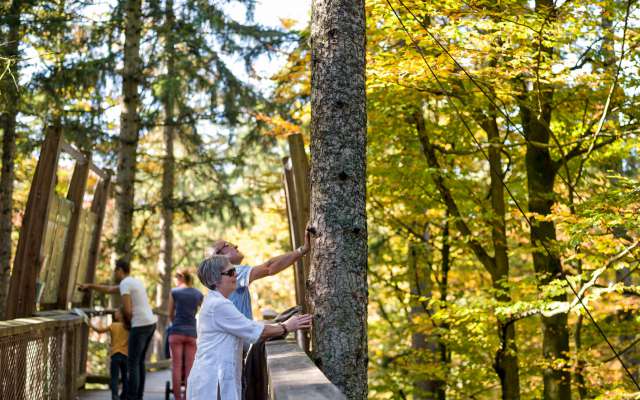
[79,259,157,400]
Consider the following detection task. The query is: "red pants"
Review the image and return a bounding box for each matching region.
[169,334,197,400]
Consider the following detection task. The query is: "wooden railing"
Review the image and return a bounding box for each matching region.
[0,313,83,400]
[265,339,346,400]
[0,315,346,400]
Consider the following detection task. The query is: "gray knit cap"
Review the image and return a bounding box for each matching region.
[197,255,229,290]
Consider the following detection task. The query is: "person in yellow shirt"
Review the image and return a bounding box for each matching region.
[89,308,130,400]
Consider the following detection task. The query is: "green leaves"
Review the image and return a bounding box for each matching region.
[362,0,640,397]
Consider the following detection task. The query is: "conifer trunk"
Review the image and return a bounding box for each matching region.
[308,0,368,398]
[115,0,143,262]
[155,0,176,359]
[0,0,22,319]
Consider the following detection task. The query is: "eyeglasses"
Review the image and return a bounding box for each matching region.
[221,267,236,277]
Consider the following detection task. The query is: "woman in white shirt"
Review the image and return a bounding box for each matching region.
[187,255,312,400]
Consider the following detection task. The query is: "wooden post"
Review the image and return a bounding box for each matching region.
[283,157,311,352]
[55,153,91,309]
[285,133,312,353]
[283,158,306,309]
[64,321,78,399]
[5,127,62,319]
[77,171,111,379]
[81,171,111,307]
[287,134,311,284]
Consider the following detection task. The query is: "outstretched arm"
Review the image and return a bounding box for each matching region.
[259,314,312,340]
[78,283,119,294]
[214,301,311,343]
[249,229,311,284]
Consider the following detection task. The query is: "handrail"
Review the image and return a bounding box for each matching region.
[0,312,83,400]
[265,339,346,400]
[0,313,80,338]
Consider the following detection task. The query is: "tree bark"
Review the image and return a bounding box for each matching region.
[154,0,176,359]
[409,240,445,400]
[0,0,22,320]
[309,1,368,398]
[526,160,571,400]
[522,89,571,400]
[414,109,520,399]
[574,314,587,399]
[114,0,143,262]
[485,110,520,400]
[439,217,450,376]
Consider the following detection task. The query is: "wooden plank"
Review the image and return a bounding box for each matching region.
[69,212,88,304]
[77,172,111,378]
[57,156,91,308]
[39,197,73,307]
[64,318,78,400]
[287,135,312,352]
[37,195,60,306]
[283,158,310,352]
[265,339,346,400]
[0,314,82,338]
[6,127,63,319]
[283,157,305,309]
[60,139,88,164]
[287,134,311,291]
[71,211,96,304]
[60,140,109,180]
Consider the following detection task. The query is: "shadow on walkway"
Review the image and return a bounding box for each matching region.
[78,369,171,400]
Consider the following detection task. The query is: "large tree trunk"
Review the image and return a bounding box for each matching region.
[0,0,22,320]
[486,111,520,400]
[308,0,368,398]
[521,4,570,398]
[114,0,143,262]
[525,135,570,400]
[519,2,571,399]
[154,0,176,359]
[409,239,445,400]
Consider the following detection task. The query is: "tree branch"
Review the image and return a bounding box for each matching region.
[412,109,496,275]
[556,135,618,167]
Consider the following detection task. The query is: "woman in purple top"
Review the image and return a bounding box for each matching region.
[168,269,203,400]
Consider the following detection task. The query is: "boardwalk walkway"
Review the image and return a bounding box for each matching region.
[78,369,171,400]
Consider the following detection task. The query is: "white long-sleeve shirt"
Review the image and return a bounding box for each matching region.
[187,290,264,400]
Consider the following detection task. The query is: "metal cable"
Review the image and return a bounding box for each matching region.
[394,0,633,205]
[385,0,640,389]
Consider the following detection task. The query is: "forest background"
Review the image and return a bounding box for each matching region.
[1,1,640,400]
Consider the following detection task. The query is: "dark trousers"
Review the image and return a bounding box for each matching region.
[110,353,128,400]
[126,323,156,400]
